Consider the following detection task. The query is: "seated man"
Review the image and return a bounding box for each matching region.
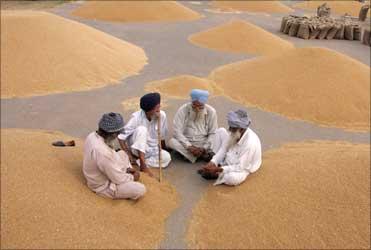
[199,109,262,186]
[118,92,171,177]
[168,89,228,163]
[83,112,145,200]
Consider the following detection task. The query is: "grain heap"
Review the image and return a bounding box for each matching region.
[187,141,370,249]
[294,0,370,18]
[1,129,179,249]
[1,11,147,98]
[72,1,202,23]
[189,20,294,56]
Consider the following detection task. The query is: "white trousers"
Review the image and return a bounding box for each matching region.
[214,171,249,186]
[128,126,171,168]
[168,128,229,163]
[98,182,146,200]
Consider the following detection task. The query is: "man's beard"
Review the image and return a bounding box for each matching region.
[190,108,203,122]
[226,130,241,150]
[104,135,117,149]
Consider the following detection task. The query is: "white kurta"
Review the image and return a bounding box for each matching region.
[118,110,171,168]
[211,128,262,186]
[83,132,146,200]
[168,103,222,163]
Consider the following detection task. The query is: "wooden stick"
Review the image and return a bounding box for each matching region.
[157,114,162,182]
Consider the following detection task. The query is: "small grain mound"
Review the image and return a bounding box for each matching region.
[1,11,147,98]
[294,0,370,17]
[72,1,202,23]
[209,47,370,131]
[145,75,221,99]
[189,20,294,56]
[211,1,294,14]
[187,141,370,249]
[122,96,169,112]
[1,129,178,249]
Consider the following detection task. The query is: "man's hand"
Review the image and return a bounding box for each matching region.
[188,146,204,157]
[127,168,140,181]
[140,163,154,177]
[202,162,223,174]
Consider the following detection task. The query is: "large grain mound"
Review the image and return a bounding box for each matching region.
[189,20,294,56]
[1,11,147,98]
[294,0,370,17]
[145,75,221,99]
[1,129,178,249]
[72,1,202,23]
[211,0,294,14]
[187,141,370,249]
[209,47,370,131]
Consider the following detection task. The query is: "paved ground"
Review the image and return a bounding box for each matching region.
[1,1,370,249]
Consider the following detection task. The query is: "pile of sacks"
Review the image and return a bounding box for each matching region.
[280,15,370,46]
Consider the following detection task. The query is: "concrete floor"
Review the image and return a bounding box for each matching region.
[1,1,370,249]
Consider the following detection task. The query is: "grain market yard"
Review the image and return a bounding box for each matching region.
[1,1,370,249]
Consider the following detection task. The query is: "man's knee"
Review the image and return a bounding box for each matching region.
[223,173,248,186]
[167,138,179,150]
[216,127,229,140]
[133,183,146,199]
[161,150,172,168]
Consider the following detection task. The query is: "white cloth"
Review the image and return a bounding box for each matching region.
[118,110,171,168]
[211,128,262,186]
[168,128,228,163]
[83,132,145,200]
[168,103,219,162]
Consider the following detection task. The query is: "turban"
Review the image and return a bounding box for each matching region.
[99,112,125,133]
[140,92,161,112]
[227,109,251,129]
[190,89,209,104]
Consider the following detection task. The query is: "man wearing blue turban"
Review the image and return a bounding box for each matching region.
[168,89,228,163]
[198,109,262,186]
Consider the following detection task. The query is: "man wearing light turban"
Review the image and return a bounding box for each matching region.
[198,109,262,186]
[168,89,228,163]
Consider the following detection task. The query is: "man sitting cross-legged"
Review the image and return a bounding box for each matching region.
[168,89,228,163]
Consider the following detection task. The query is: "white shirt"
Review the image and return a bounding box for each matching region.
[83,132,134,193]
[211,128,262,174]
[118,110,168,156]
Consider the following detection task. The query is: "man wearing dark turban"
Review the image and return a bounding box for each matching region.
[198,109,262,186]
[118,93,171,177]
[83,112,146,200]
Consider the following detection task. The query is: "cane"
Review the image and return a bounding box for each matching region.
[157,114,162,182]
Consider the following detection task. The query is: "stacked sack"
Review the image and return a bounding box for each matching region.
[280,15,365,42]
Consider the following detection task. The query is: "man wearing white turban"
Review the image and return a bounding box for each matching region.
[168,89,228,163]
[198,109,262,186]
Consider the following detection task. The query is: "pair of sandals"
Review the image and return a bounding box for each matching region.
[52,140,75,147]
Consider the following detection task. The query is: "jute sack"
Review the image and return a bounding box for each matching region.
[289,21,300,37]
[359,5,370,21]
[280,16,289,32]
[344,24,354,40]
[353,25,361,40]
[326,25,339,39]
[362,28,370,45]
[334,24,345,39]
[297,22,310,39]
[318,25,331,39]
[284,19,293,34]
[309,26,321,39]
